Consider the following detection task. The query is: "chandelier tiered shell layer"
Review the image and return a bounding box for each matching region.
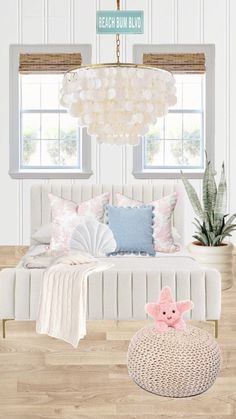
[60,64,177,145]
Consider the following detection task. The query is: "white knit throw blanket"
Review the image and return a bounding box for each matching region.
[36,253,112,347]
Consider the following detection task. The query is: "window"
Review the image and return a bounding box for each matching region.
[133,45,215,179]
[9,45,92,179]
[21,73,82,169]
[144,73,204,170]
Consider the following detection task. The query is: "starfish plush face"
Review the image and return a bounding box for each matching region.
[145,286,194,332]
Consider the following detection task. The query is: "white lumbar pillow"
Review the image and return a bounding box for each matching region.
[31,223,52,244]
[69,217,117,257]
[172,227,181,243]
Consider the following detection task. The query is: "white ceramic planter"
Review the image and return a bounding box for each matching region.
[188,242,234,290]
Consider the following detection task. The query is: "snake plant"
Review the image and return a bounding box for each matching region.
[181,160,236,246]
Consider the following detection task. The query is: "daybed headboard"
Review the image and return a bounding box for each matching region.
[31,183,185,244]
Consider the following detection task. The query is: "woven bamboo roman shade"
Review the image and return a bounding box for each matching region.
[143,53,205,74]
[19,52,82,74]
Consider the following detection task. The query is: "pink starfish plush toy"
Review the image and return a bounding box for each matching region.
[145,286,194,332]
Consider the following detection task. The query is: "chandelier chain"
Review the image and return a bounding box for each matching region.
[116,34,120,64]
[116,0,121,64]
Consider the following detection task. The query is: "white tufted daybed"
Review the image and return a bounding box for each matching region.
[0,183,221,339]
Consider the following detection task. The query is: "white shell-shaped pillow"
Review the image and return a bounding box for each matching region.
[69,217,116,257]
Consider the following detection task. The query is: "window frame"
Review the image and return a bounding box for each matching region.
[9,44,93,179]
[132,44,215,179]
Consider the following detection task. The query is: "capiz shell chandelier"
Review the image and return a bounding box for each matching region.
[60,2,177,146]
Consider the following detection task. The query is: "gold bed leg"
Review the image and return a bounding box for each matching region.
[214,320,219,339]
[208,320,219,339]
[2,319,13,339]
[2,319,7,339]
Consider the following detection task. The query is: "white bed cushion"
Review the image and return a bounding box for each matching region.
[101,251,200,271]
[31,223,52,244]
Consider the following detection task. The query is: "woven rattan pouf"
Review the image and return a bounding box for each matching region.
[127,325,221,398]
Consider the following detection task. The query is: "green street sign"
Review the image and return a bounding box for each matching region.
[96,11,144,34]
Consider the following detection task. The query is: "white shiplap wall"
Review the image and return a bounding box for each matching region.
[0,0,234,245]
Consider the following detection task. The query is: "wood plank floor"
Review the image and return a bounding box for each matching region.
[0,282,235,418]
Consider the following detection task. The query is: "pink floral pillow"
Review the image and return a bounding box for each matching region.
[116,192,179,253]
[49,192,110,251]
